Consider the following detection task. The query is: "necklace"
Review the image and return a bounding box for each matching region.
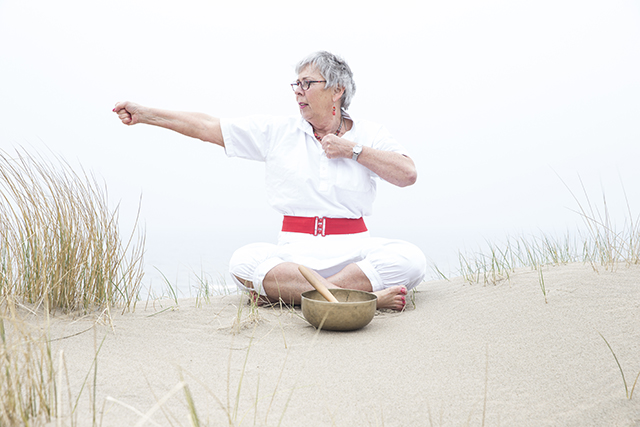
[313,117,343,142]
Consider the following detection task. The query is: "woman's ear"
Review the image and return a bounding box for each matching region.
[332,86,346,103]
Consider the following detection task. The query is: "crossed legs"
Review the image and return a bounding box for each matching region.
[229,236,426,311]
[235,262,408,310]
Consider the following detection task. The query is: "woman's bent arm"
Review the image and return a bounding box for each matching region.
[356,147,417,187]
[113,101,225,147]
[320,134,417,187]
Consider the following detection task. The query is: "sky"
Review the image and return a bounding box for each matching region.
[1,0,639,295]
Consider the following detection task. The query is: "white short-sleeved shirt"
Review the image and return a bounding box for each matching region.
[221,115,408,219]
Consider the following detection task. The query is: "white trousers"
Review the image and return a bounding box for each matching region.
[229,231,427,296]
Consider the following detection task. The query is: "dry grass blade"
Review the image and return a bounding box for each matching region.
[597,331,637,399]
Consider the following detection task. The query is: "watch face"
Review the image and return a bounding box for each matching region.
[352,145,362,160]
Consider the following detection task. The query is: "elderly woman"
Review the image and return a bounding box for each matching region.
[114,51,426,310]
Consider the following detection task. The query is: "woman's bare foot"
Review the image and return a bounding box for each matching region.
[373,286,407,310]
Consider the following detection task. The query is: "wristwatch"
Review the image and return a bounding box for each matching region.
[352,144,363,161]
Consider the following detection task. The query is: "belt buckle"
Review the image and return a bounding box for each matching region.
[314,216,326,237]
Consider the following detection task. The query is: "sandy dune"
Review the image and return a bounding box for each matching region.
[32,263,640,426]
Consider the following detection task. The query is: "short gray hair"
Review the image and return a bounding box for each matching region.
[295,51,356,110]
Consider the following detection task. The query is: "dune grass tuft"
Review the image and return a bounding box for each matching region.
[0,148,145,313]
[455,182,640,287]
[0,308,56,425]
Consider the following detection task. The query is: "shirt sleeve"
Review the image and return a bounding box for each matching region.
[360,120,410,156]
[221,115,275,162]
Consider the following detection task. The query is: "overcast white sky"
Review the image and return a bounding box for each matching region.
[1,0,639,293]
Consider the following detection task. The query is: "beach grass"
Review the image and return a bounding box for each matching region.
[0,147,145,425]
[193,270,232,307]
[0,296,116,426]
[0,148,145,314]
[0,311,56,426]
[453,181,640,289]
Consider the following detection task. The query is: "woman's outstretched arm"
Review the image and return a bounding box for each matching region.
[113,101,225,147]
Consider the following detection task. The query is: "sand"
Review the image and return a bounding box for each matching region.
[16,263,640,426]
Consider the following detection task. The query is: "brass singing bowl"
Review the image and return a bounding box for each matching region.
[301,289,377,331]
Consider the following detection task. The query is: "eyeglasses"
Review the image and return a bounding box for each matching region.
[290,80,326,92]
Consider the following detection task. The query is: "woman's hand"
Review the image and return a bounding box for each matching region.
[113,101,143,126]
[320,135,354,159]
[111,101,225,147]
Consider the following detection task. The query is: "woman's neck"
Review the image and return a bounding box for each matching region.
[310,114,344,140]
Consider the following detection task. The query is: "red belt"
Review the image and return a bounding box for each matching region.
[282,216,368,236]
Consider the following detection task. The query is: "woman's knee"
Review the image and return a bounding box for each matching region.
[366,241,427,289]
[229,243,273,279]
[229,250,249,281]
[228,243,278,294]
[399,242,427,279]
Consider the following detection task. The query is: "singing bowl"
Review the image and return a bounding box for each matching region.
[301,289,377,331]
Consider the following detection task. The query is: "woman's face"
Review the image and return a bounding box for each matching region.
[294,66,341,124]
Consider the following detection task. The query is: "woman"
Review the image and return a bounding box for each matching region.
[114,51,426,310]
